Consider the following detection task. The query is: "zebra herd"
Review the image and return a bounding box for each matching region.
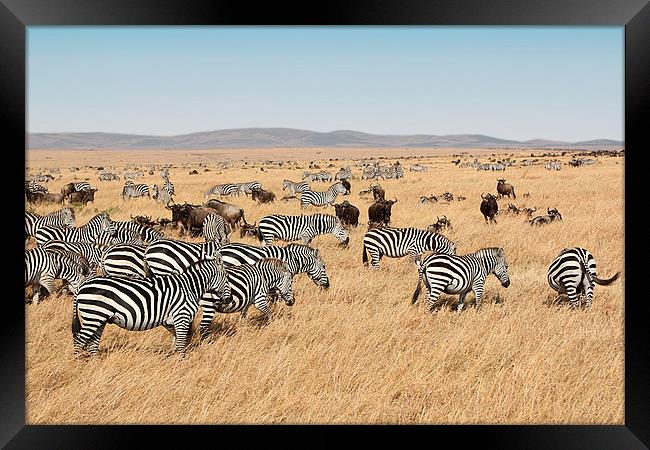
[25,157,621,359]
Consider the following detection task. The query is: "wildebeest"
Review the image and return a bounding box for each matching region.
[496,179,516,199]
[166,203,218,236]
[239,222,259,239]
[368,198,398,228]
[189,170,199,175]
[334,200,360,227]
[27,191,65,205]
[426,216,453,233]
[372,185,386,202]
[480,193,498,224]
[68,189,97,205]
[203,199,249,229]
[130,215,157,227]
[529,208,562,226]
[251,187,276,204]
[522,207,538,217]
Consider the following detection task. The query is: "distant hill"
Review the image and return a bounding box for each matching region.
[27,128,624,150]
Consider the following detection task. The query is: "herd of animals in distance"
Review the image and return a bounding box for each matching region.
[25,149,623,358]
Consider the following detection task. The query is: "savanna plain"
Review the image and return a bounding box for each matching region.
[25,147,624,424]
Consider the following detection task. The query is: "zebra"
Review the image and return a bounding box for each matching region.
[234,181,262,196]
[144,238,224,277]
[122,181,150,199]
[25,208,76,244]
[257,214,350,247]
[100,243,149,278]
[203,213,231,244]
[219,242,330,289]
[98,171,120,181]
[411,247,511,312]
[204,183,239,199]
[108,217,163,244]
[545,161,562,171]
[123,171,144,180]
[152,184,173,206]
[547,247,620,308]
[25,248,89,304]
[335,167,353,181]
[282,179,310,196]
[409,164,428,172]
[41,240,105,270]
[25,180,48,194]
[303,172,332,182]
[361,165,379,180]
[34,212,116,246]
[198,258,294,336]
[72,256,231,357]
[362,227,457,269]
[94,229,147,246]
[300,182,349,208]
[393,163,404,179]
[71,182,93,192]
[161,172,175,196]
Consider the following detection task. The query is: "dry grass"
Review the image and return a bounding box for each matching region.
[25,148,624,424]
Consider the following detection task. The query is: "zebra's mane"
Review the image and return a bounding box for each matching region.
[256,257,289,272]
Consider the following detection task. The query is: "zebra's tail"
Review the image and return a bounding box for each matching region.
[593,271,620,286]
[240,210,249,227]
[362,243,368,265]
[72,296,81,337]
[411,265,424,304]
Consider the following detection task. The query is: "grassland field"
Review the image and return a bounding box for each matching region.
[25,147,624,424]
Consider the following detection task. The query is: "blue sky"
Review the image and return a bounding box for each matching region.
[28,27,623,142]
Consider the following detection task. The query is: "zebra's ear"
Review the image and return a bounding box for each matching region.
[497,247,505,257]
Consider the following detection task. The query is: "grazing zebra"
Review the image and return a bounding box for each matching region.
[100,243,149,278]
[122,181,150,199]
[547,247,620,308]
[123,171,144,180]
[412,247,511,311]
[335,167,353,181]
[34,212,116,246]
[393,163,404,179]
[25,248,89,304]
[25,180,48,194]
[219,242,330,289]
[409,164,428,172]
[94,229,147,246]
[234,181,262,196]
[203,213,231,244]
[198,258,294,336]
[204,183,239,199]
[41,240,105,270]
[300,182,349,208]
[25,208,76,243]
[362,227,457,269]
[98,171,120,181]
[545,161,562,171]
[361,164,381,180]
[282,179,310,196]
[303,172,332,182]
[72,257,231,357]
[108,217,163,243]
[257,214,350,247]
[144,238,223,277]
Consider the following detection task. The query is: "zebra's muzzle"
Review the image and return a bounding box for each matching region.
[502,280,511,288]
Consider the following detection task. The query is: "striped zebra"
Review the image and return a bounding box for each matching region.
[219,242,330,289]
[300,182,349,208]
[161,172,175,196]
[72,256,231,357]
[409,164,428,172]
[145,238,223,277]
[25,180,48,194]
[98,171,120,181]
[234,181,262,196]
[106,219,163,244]
[393,163,404,179]
[411,247,511,311]
[204,183,239,199]
[35,212,116,246]
[122,181,150,199]
[198,258,294,336]
[25,248,89,304]
[362,227,457,269]
[95,229,147,246]
[25,208,76,243]
[152,184,173,206]
[257,214,350,247]
[282,179,310,196]
[100,243,149,278]
[545,161,562,171]
[361,164,381,180]
[303,172,332,182]
[71,182,93,192]
[335,167,353,181]
[203,213,231,244]
[547,247,620,308]
[41,240,105,270]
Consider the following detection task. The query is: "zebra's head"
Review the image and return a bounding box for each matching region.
[62,207,76,228]
[492,248,510,287]
[259,258,294,306]
[332,218,350,247]
[289,244,330,289]
[201,254,232,304]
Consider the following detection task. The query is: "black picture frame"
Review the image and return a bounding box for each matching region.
[3,0,647,448]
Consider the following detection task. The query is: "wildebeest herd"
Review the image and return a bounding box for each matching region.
[25,156,621,359]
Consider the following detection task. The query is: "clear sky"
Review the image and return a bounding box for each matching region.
[27,27,623,142]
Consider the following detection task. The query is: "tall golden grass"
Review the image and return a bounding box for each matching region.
[25,148,624,424]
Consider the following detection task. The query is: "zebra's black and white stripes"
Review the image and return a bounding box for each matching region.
[35,212,116,246]
[100,243,149,278]
[257,214,350,247]
[122,181,150,199]
[203,214,231,244]
[25,248,89,304]
[25,208,76,243]
[144,239,223,276]
[335,167,353,181]
[41,240,105,269]
[362,227,456,269]
[72,257,231,356]
[198,258,293,336]
[282,180,310,196]
[204,183,239,199]
[300,182,349,208]
[547,247,620,307]
[412,247,510,311]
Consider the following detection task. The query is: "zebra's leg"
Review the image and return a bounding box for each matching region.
[471,281,486,308]
[86,323,106,357]
[582,275,595,308]
[35,274,55,305]
[198,301,216,338]
[173,319,192,356]
[425,286,444,311]
[368,249,382,269]
[565,285,579,309]
[253,294,272,322]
